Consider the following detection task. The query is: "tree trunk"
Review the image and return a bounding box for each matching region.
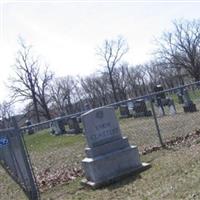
[109,73,118,102]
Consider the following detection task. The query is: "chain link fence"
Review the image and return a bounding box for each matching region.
[21,81,200,149]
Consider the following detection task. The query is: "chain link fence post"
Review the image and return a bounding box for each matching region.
[150,99,164,147]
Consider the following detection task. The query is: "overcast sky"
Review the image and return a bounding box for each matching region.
[1,1,200,105]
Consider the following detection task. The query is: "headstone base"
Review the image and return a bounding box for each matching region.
[81,162,150,188]
[82,145,150,188]
[183,103,197,112]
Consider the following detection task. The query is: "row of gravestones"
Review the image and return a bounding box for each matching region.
[24,117,82,136]
[119,88,197,119]
[120,97,177,119]
[155,86,197,116]
[50,117,82,135]
[120,99,152,118]
[25,88,197,136]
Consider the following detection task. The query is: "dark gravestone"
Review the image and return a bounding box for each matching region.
[50,117,66,135]
[81,107,150,188]
[25,120,34,135]
[0,128,39,200]
[119,105,132,118]
[67,117,82,134]
[182,89,197,112]
[133,99,152,118]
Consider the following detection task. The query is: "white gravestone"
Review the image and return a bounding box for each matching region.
[81,107,150,188]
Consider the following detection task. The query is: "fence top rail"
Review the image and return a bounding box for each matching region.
[19,80,200,131]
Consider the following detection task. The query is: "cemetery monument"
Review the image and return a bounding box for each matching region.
[81,107,150,188]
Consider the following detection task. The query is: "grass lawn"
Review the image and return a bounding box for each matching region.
[1,136,200,200]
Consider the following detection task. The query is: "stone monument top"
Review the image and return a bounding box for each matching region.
[81,107,122,148]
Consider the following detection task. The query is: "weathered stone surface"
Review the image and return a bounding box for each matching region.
[85,137,129,158]
[81,107,122,148]
[82,146,142,186]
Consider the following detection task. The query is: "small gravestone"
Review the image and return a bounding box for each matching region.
[25,120,34,135]
[50,117,66,135]
[182,89,197,112]
[119,105,132,118]
[133,99,152,118]
[67,117,82,134]
[81,107,150,188]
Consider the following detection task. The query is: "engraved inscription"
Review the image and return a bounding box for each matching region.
[90,124,119,141]
[82,107,122,147]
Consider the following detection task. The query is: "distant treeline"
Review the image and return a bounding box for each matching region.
[1,19,200,126]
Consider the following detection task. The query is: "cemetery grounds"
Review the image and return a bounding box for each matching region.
[1,91,200,200]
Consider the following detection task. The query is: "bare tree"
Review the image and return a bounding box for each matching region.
[0,101,14,128]
[97,36,129,102]
[80,74,110,107]
[50,76,76,115]
[114,63,129,100]
[9,39,41,122]
[156,19,200,81]
[35,66,54,120]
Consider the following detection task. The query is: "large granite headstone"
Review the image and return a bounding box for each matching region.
[182,89,197,112]
[81,107,150,188]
